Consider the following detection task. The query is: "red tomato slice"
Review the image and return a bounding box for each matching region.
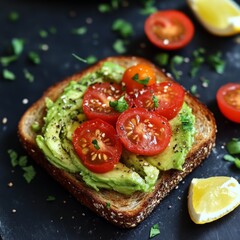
[116,108,172,156]
[122,63,156,95]
[83,82,131,125]
[216,83,240,123]
[144,10,194,50]
[72,119,122,173]
[133,82,185,120]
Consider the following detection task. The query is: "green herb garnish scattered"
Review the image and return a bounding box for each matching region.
[71,27,87,35]
[3,69,16,80]
[207,51,225,74]
[180,113,194,131]
[113,39,127,54]
[8,11,20,22]
[92,139,100,150]
[112,19,133,38]
[155,53,169,66]
[8,149,36,182]
[109,96,129,112]
[22,166,36,183]
[190,48,205,78]
[139,0,157,15]
[86,55,97,64]
[23,68,34,82]
[150,223,160,238]
[28,51,41,64]
[0,55,18,67]
[223,138,240,169]
[190,85,198,96]
[12,38,24,56]
[39,30,48,38]
[46,195,56,201]
[170,55,184,80]
[132,73,150,85]
[106,202,111,209]
[72,53,87,63]
[152,95,159,108]
[226,138,240,155]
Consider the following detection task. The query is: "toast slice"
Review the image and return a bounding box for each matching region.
[18,56,217,228]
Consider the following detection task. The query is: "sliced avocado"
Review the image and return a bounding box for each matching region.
[145,103,195,171]
[121,149,159,191]
[99,61,125,83]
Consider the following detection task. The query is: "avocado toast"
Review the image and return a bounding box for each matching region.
[18,56,217,228]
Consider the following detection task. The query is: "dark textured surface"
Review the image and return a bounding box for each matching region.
[0,0,240,239]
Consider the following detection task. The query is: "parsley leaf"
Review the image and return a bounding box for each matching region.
[3,69,16,80]
[132,73,150,85]
[207,52,225,74]
[0,55,18,67]
[139,0,157,15]
[170,55,184,80]
[150,223,160,238]
[46,195,56,201]
[8,11,20,22]
[12,38,24,56]
[155,53,169,66]
[152,95,159,108]
[71,27,87,35]
[28,51,41,64]
[109,96,129,112]
[113,39,127,54]
[180,113,194,131]
[112,19,133,38]
[92,139,100,150]
[226,138,240,155]
[190,48,205,78]
[23,68,34,82]
[22,166,36,183]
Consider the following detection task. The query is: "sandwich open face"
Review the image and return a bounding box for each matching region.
[18,56,216,228]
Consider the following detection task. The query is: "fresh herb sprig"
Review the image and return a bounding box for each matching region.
[223,138,240,169]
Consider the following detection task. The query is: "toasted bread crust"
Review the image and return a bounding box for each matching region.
[18,56,216,228]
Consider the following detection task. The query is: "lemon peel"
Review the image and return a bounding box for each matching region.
[187,0,240,36]
[188,176,240,224]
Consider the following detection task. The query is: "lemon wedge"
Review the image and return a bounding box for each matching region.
[188,176,240,224]
[187,0,240,36]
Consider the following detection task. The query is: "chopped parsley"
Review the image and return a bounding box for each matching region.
[0,55,18,67]
[139,0,157,15]
[8,11,20,22]
[106,202,111,209]
[149,223,160,238]
[28,51,41,64]
[155,53,169,66]
[190,84,198,96]
[98,0,119,13]
[170,55,184,80]
[8,149,36,183]
[223,138,240,169]
[71,27,87,35]
[113,39,127,54]
[23,68,34,82]
[46,195,56,201]
[3,69,16,80]
[112,19,133,38]
[226,138,240,155]
[180,113,194,131]
[92,139,100,150]
[39,30,48,38]
[207,51,225,74]
[132,73,150,85]
[12,38,24,56]
[152,95,159,108]
[190,48,205,78]
[109,96,129,112]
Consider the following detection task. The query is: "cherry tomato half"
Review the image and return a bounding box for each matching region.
[144,10,194,50]
[72,119,122,173]
[83,82,131,125]
[133,82,185,120]
[122,63,156,95]
[216,83,240,123]
[116,108,172,156]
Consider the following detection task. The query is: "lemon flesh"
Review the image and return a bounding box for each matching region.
[187,0,240,36]
[188,176,240,224]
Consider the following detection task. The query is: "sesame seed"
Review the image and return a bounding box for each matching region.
[22,98,29,104]
[8,182,13,187]
[86,17,93,24]
[12,209,17,213]
[2,117,7,124]
[40,44,49,51]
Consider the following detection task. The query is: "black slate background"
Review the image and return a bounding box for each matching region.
[0,0,240,239]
